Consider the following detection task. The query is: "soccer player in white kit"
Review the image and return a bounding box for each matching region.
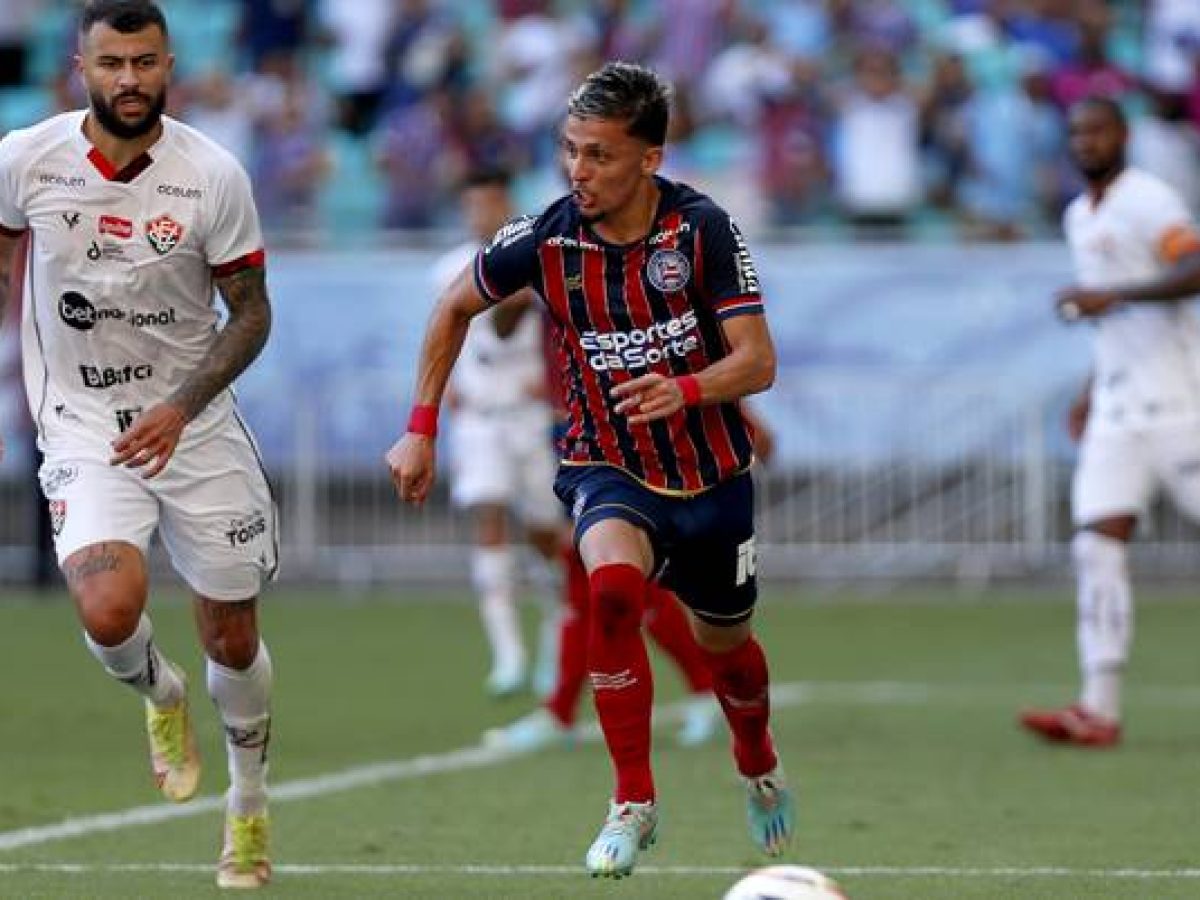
[0,2,276,886]
[1020,97,1200,748]
[435,169,565,696]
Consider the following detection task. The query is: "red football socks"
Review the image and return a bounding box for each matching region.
[702,636,778,777]
[588,563,654,803]
[546,547,590,727]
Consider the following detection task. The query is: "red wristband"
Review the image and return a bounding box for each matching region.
[407,404,439,437]
[676,375,702,407]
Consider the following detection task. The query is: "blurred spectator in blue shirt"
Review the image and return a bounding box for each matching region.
[959,46,1064,239]
[239,0,312,73]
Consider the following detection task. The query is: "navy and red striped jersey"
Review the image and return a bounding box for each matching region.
[474,176,765,495]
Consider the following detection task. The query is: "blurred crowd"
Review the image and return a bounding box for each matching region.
[0,0,1198,241]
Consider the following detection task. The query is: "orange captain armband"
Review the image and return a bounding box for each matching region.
[407,405,439,437]
[676,375,703,407]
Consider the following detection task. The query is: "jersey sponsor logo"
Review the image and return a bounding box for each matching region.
[62,211,81,229]
[647,222,691,245]
[544,234,601,251]
[156,184,203,200]
[484,216,536,254]
[99,215,133,239]
[59,291,177,331]
[79,363,154,389]
[729,218,760,294]
[579,311,700,371]
[145,214,184,254]
[115,407,142,433]
[646,248,691,292]
[225,511,267,548]
[48,500,67,536]
[39,464,79,496]
[38,173,86,188]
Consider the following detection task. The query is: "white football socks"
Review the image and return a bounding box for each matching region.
[473,547,525,680]
[207,642,273,815]
[84,614,184,707]
[1072,530,1131,722]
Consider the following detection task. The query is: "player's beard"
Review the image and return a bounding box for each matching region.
[89,87,166,140]
[1078,150,1125,187]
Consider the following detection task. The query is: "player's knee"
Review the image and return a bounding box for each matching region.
[1072,529,1128,577]
[204,626,260,670]
[589,564,645,639]
[80,602,142,647]
[73,583,146,646]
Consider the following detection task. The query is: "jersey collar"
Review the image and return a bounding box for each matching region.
[74,112,170,184]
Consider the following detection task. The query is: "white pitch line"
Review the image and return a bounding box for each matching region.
[2,678,1199,854]
[0,862,1199,880]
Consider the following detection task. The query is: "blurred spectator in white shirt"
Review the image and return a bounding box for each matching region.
[833,47,921,231]
[318,0,396,135]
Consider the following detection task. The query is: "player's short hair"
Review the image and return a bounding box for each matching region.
[1073,95,1127,130]
[567,62,671,146]
[463,167,512,191]
[79,0,169,39]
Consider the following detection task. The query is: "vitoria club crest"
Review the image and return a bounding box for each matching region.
[145,214,184,255]
[646,249,691,292]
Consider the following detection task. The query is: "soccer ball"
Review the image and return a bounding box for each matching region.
[723,865,849,900]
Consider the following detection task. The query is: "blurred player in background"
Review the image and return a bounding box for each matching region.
[433,168,564,697]
[388,61,793,878]
[1020,97,1200,748]
[0,1,276,886]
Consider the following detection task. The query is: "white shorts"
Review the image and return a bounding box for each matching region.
[38,413,278,601]
[1072,423,1200,526]
[449,406,561,527]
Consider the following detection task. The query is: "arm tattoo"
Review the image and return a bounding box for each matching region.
[0,234,19,332]
[169,266,271,421]
[64,543,122,587]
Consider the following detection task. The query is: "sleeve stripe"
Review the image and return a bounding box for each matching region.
[211,249,266,278]
[713,292,763,311]
[716,304,765,321]
[0,223,27,238]
[473,252,502,304]
[714,296,764,319]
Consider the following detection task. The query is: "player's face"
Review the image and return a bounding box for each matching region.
[78,23,173,141]
[1067,103,1126,182]
[561,115,662,221]
[462,184,511,244]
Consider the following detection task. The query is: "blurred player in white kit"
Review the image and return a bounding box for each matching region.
[433,168,564,696]
[0,1,276,886]
[1021,97,1200,748]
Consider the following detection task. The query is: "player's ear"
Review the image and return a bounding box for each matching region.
[641,145,663,177]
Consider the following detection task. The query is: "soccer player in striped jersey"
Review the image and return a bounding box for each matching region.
[1020,97,1200,748]
[388,61,792,877]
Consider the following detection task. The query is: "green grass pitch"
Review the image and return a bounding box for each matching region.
[1,584,1198,898]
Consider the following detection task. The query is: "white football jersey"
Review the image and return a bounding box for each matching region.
[0,111,265,443]
[432,240,547,412]
[1064,167,1200,432]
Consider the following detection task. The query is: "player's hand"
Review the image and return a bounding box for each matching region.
[385,433,436,505]
[1067,391,1090,443]
[751,417,775,466]
[109,403,187,478]
[611,373,685,425]
[1056,287,1120,321]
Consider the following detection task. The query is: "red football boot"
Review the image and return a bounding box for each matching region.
[1018,704,1121,747]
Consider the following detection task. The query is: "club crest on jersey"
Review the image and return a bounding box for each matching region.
[646,249,691,292]
[48,500,67,536]
[145,214,184,255]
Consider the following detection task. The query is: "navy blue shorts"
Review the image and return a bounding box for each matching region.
[554,464,758,625]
